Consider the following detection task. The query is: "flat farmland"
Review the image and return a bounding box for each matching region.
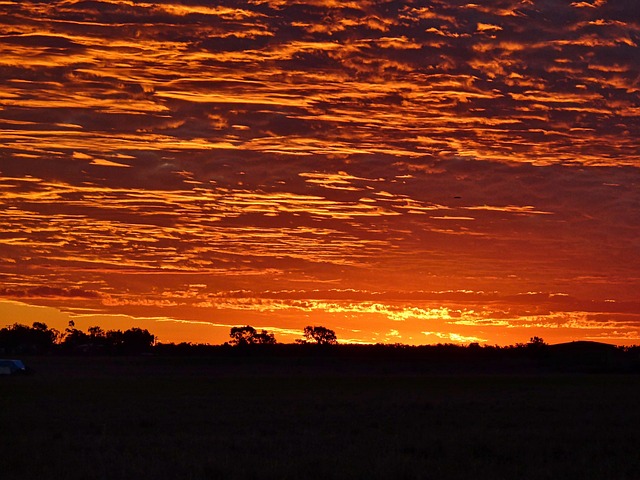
[2,356,640,479]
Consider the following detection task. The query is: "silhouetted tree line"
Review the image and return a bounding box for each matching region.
[0,321,155,355]
[154,329,640,374]
[3,321,640,372]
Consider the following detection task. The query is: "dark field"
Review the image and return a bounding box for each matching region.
[2,357,640,480]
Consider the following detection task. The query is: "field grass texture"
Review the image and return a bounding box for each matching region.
[2,356,640,479]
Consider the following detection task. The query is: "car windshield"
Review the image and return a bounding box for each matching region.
[11,360,26,370]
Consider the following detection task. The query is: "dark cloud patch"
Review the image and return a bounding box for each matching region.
[198,34,273,52]
[0,286,101,299]
[1,34,83,50]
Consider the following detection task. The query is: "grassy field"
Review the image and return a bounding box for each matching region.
[2,356,640,479]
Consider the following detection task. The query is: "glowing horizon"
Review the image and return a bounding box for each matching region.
[1,0,639,346]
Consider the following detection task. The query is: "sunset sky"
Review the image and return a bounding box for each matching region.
[1,0,639,345]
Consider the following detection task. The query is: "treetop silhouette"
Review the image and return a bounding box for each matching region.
[229,325,276,346]
[302,325,337,345]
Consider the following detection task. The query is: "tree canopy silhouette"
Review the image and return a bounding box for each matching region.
[60,322,155,354]
[229,326,276,346]
[0,322,59,354]
[303,326,337,345]
[528,336,546,347]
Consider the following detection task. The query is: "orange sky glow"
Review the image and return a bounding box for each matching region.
[1,0,639,345]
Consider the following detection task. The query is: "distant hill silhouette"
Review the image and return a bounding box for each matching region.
[550,340,618,351]
[545,341,630,373]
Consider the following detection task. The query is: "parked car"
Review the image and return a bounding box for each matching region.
[0,359,28,375]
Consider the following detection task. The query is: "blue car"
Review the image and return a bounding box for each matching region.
[0,359,28,375]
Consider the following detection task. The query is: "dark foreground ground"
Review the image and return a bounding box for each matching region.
[2,356,640,480]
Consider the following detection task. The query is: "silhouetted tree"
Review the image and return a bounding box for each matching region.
[303,326,337,345]
[121,327,155,353]
[61,321,90,350]
[523,336,548,362]
[105,329,125,350]
[0,322,58,354]
[32,321,60,346]
[229,326,256,346]
[88,325,105,340]
[253,329,276,345]
[229,326,276,346]
[528,336,547,348]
